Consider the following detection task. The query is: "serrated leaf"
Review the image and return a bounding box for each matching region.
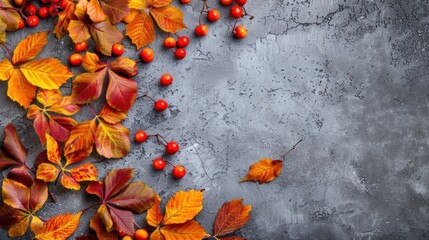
[104,168,133,198]
[89,20,123,56]
[107,182,155,213]
[95,121,130,158]
[71,70,106,104]
[4,123,28,164]
[34,212,82,240]
[7,68,36,108]
[150,6,186,33]
[240,158,283,184]
[147,0,172,8]
[106,69,137,112]
[98,104,127,124]
[214,199,252,237]
[99,0,130,23]
[109,207,135,235]
[160,220,209,240]
[53,1,76,39]
[0,58,14,80]
[90,212,117,240]
[0,0,20,31]
[2,178,30,212]
[67,20,91,43]
[64,120,97,161]
[46,133,61,165]
[146,195,163,227]
[162,190,204,225]
[69,163,98,181]
[12,31,49,65]
[126,12,155,50]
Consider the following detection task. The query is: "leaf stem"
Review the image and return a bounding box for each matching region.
[48,189,57,203]
[2,44,12,61]
[81,201,101,213]
[243,6,254,19]
[87,104,98,118]
[281,139,303,160]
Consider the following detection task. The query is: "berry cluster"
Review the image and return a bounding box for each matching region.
[68,41,126,66]
[163,35,190,59]
[12,0,69,28]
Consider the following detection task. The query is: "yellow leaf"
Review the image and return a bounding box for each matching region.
[150,6,186,33]
[69,163,98,181]
[150,228,165,240]
[12,31,49,65]
[19,58,74,90]
[34,212,82,240]
[147,0,172,8]
[240,158,283,184]
[61,173,80,190]
[36,89,62,107]
[8,215,29,238]
[30,216,45,233]
[160,220,209,240]
[36,163,61,182]
[95,121,130,158]
[126,12,155,50]
[67,20,91,43]
[96,204,114,231]
[75,0,88,19]
[46,133,61,165]
[0,58,14,80]
[82,52,106,72]
[162,190,204,225]
[128,0,145,11]
[7,68,36,108]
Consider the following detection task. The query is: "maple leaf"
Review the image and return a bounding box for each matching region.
[33,212,82,240]
[1,178,48,238]
[0,32,73,108]
[213,198,252,237]
[36,134,98,190]
[27,89,81,144]
[240,158,283,184]
[126,0,186,49]
[87,168,155,236]
[0,123,33,187]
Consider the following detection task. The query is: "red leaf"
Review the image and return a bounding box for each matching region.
[107,182,155,213]
[3,123,27,164]
[2,178,30,212]
[71,70,106,104]
[29,179,48,212]
[89,211,117,240]
[104,168,133,199]
[0,203,25,229]
[86,181,104,199]
[7,165,33,188]
[108,206,134,235]
[106,68,137,112]
[0,149,20,170]
[98,104,128,124]
[32,112,49,144]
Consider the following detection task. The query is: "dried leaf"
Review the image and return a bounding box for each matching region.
[6,68,36,108]
[4,123,27,163]
[214,199,252,237]
[34,212,82,240]
[109,206,135,234]
[0,203,26,229]
[90,212,117,240]
[67,20,91,43]
[150,6,186,33]
[69,163,98,181]
[109,57,138,77]
[240,158,283,184]
[0,19,5,45]
[160,220,209,240]
[53,1,76,39]
[104,168,133,198]
[99,0,130,23]
[162,190,204,225]
[29,180,48,212]
[64,119,97,161]
[126,12,155,49]
[87,0,106,23]
[8,215,29,237]
[107,182,155,213]
[71,70,107,104]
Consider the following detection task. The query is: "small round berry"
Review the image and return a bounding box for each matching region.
[160,73,173,86]
[207,9,221,22]
[24,4,37,16]
[26,15,39,28]
[172,165,186,179]
[166,141,179,155]
[230,6,243,19]
[69,53,83,66]
[134,130,148,143]
[175,48,186,59]
[140,47,154,63]
[154,99,168,112]
[59,0,69,9]
[74,41,88,52]
[122,236,133,240]
[220,0,232,6]
[233,25,247,39]
[38,7,49,19]
[112,43,125,56]
[13,0,24,7]
[48,5,58,17]
[163,37,176,48]
[153,158,166,171]
[195,24,209,37]
[179,0,191,4]
[234,0,246,6]
[135,229,149,240]
[17,18,25,29]
[176,36,189,48]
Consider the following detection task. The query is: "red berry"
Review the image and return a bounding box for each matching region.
[163,37,176,48]
[112,43,125,56]
[59,0,69,9]
[48,5,58,17]
[153,158,166,171]
[135,229,149,240]
[195,24,209,37]
[26,15,39,27]
[154,99,168,112]
[179,0,191,4]
[175,48,186,59]
[40,0,50,4]
[38,7,49,19]
[172,165,186,179]
[17,18,25,29]
[207,9,221,22]
[233,25,247,39]
[160,73,173,86]
[14,0,24,7]
[176,36,189,48]
[74,41,88,52]
[118,231,126,237]
[69,53,83,66]
[166,141,179,155]
[24,4,37,16]
[234,0,246,6]
[220,0,232,6]
[230,6,243,19]
[134,130,148,143]
[140,47,154,63]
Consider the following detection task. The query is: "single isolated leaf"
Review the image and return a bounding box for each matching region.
[125,12,155,50]
[160,220,209,240]
[240,158,283,184]
[150,6,186,33]
[214,198,252,237]
[162,189,204,225]
[34,212,82,240]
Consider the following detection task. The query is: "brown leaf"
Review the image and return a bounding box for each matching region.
[0,0,20,31]
[109,57,138,77]
[67,20,91,43]
[89,20,123,56]
[126,12,155,50]
[87,0,106,23]
[240,158,283,183]
[150,228,165,240]
[53,0,76,39]
[150,6,186,33]
[214,199,252,237]
[3,123,28,164]
[99,0,130,23]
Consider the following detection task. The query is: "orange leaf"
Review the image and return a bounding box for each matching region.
[150,228,165,240]
[71,70,106,104]
[12,31,49,65]
[89,20,123,56]
[109,57,138,77]
[0,57,14,80]
[64,120,97,161]
[146,195,163,227]
[75,0,88,19]
[30,215,45,234]
[89,211,117,240]
[32,113,50,144]
[61,173,81,190]
[87,0,106,23]
[95,121,130,158]
[0,20,5,45]
[48,96,81,116]
[99,0,130,23]
[2,178,30,212]
[106,68,137,111]
[240,158,283,183]
[69,163,98,181]
[150,6,186,33]
[98,104,128,124]
[36,89,62,107]
[82,52,106,72]
[122,9,140,23]
[7,68,36,108]
[214,199,252,237]
[0,0,20,31]
[8,215,30,238]
[67,20,91,43]
[147,0,172,8]
[126,12,155,50]
[162,189,204,225]
[29,180,48,213]
[36,163,61,182]
[46,133,61,165]
[107,182,155,213]
[160,220,209,240]
[0,203,26,229]
[19,58,74,90]
[53,1,76,39]
[34,212,82,240]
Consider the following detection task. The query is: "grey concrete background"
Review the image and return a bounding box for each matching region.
[1,0,429,239]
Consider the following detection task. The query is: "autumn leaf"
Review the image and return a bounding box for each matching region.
[162,189,205,225]
[95,121,130,158]
[214,199,252,237]
[0,19,6,45]
[146,196,163,227]
[87,168,155,236]
[87,0,130,24]
[89,213,117,240]
[53,0,77,39]
[160,220,209,240]
[150,6,186,33]
[34,212,82,240]
[126,12,155,49]
[240,158,283,184]
[27,89,80,144]
[0,0,21,31]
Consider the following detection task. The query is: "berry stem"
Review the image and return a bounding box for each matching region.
[281,139,303,160]
[2,44,12,61]
[166,160,175,168]
[48,189,57,203]
[148,134,168,145]
[136,93,156,102]
[243,6,254,19]
[134,222,141,229]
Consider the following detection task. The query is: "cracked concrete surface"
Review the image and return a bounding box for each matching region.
[1,0,429,239]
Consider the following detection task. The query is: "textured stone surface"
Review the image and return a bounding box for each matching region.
[1,0,429,239]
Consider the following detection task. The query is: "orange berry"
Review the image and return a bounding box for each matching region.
[135,229,149,240]
[140,47,154,63]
